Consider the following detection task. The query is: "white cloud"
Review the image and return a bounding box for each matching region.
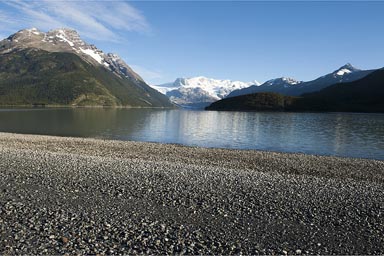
[2,0,150,42]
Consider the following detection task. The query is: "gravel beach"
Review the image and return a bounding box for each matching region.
[0,132,383,255]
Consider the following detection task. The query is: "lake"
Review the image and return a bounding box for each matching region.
[0,108,383,160]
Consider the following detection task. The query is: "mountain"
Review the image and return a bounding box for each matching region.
[262,77,302,87]
[227,64,374,98]
[151,76,259,108]
[292,68,384,112]
[0,28,173,107]
[206,68,384,113]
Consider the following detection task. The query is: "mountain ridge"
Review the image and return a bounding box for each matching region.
[0,28,173,107]
[1,28,144,84]
[227,64,374,98]
[206,68,384,113]
[151,76,259,108]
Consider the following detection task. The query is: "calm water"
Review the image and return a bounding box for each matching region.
[0,108,383,160]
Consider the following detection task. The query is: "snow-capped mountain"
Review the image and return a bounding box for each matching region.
[263,77,302,87]
[1,28,143,84]
[228,64,374,98]
[292,63,375,95]
[0,28,173,107]
[151,76,259,108]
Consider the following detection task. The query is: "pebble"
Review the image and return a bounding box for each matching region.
[61,237,69,244]
[0,132,383,255]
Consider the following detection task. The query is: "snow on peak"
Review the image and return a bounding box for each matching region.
[171,76,258,99]
[264,77,302,87]
[151,76,258,107]
[334,63,360,76]
[17,28,42,36]
[28,28,41,34]
[80,48,103,64]
[336,68,352,76]
[55,31,75,47]
[49,28,80,37]
[3,28,144,83]
[45,28,83,47]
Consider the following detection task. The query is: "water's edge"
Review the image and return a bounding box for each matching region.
[0,109,383,160]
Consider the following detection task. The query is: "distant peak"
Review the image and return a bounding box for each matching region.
[49,28,78,34]
[174,77,187,85]
[12,28,81,39]
[16,27,42,34]
[49,28,81,38]
[334,63,360,76]
[265,77,301,86]
[342,63,353,68]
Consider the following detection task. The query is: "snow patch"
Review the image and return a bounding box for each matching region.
[336,68,352,76]
[56,33,74,47]
[25,28,41,36]
[265,77,301,86]
[80,48,104,64]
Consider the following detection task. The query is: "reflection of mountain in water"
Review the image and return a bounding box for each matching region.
[0,109,383,160]
[0,108,154,139]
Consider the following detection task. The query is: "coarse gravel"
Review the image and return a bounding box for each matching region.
[0,132,383,255]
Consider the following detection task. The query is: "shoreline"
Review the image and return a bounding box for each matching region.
[0,132,383,254]
[0,130,382,162]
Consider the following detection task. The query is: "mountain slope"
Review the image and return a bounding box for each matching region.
[152,76,259,108]
[206,68,384,113]
[227,77,302,98]
[228,64,374,98]
[0,28,173,107]
[292,68,384,112]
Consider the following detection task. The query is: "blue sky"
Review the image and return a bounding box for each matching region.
[1,1,384,85]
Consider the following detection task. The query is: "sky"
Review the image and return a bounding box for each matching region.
[1,1,384,85]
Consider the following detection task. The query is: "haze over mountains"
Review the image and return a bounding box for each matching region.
[0,28,173,107]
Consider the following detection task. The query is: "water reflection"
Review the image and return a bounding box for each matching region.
[0,108,383,160]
